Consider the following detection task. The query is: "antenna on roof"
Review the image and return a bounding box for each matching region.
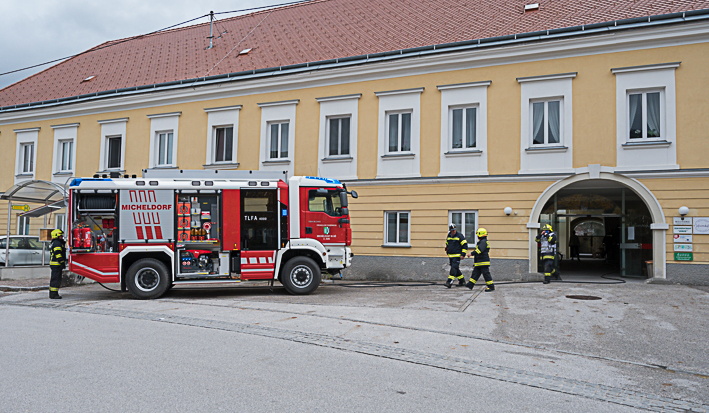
[207,11,215,49]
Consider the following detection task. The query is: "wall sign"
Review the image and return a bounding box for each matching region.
[673,234,693,243]
[674,252,693,261]
[673,217,692,225]
[673,226,692,234]
[673,244,693,252]
[693,217,709,235]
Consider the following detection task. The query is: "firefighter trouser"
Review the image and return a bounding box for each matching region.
[50,266,62,291]
[448,257,464,281]
[543,258,556,281]
[469,265,493,286]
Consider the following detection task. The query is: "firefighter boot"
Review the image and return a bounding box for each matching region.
[444,278,453,288]
[49,290,62,299]
[457,277,466,286]
[485,284,495,292]
[543,275,551,284]
[465,280,476,290]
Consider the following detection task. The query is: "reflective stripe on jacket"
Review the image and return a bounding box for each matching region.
[445,232,468,258]
[472,237,490,266]
[50,238,66,267]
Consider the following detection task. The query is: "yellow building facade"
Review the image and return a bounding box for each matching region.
[1,20,708,283]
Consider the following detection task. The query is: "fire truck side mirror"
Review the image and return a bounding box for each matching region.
[350,190,358,199]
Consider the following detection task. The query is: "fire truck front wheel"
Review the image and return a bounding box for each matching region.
[281,256,320,295]
[126,258,170,299]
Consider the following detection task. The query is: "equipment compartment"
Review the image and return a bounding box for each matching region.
[71,192,118,253]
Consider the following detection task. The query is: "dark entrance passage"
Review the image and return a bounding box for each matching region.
[538,180,653,278]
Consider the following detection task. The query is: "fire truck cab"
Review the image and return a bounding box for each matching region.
[67,170,356,299]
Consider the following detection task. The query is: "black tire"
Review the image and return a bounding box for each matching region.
[281,256,321,295]
[125,258,170,299]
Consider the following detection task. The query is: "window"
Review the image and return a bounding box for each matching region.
[328,117,351,156]
[20,143,34,173]
[269,122,289,159]
[156,132,174,166]
[628,90,662,140]
[531,100,561,145]
[449,211,478,242]
[18,216,30,235]
[59,140,73,171]
[387,112,412,153]
[450,107,477,150]
[107,136,122,169]
[0,238,20,249]
[214,127,233,162]
[55,214,66,232]
[385,211,410,245]
[308,190,344,217]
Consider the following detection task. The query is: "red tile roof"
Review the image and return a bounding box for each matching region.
[1,0,708,107]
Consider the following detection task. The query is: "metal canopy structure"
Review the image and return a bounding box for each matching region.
[1,180,68,267]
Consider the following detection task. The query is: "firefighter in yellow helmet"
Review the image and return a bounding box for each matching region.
[535,224,560,284]
[465,228,494,292]
[49,229,66,299]
[444,224,468,288]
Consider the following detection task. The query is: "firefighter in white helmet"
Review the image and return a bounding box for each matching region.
[444,224,468,288]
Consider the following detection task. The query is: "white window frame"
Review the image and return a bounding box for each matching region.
[98,118,127,172]
[267,121,290,160]
[316,94,360,180]
[55,213,66,232]
[375,88,422,179]
[384,211,411,246]
[326,116,352,157]
[258,100,298,177]
[17,216,30,235]
[385,110,413,154]
[613,62,679,171]
[58,140,74,172]
[517,73,575,174]
[20,142,34,174]
[212,126,235,163]
[204,105,241,169]
[448,210,478,243]
[529,98,563,147]
[51,123,78,182]
[626,89,664,141]
[147,112,180,169]
[105,135,123,170]
[14,127,39,183]
[448,105,478,151]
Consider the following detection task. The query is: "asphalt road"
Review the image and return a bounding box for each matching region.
[1,279,708,412]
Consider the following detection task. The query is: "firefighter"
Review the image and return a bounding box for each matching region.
[444,224,468,288]
[466,228,494,291]
[536,224,560,284]
[49,229,66,299]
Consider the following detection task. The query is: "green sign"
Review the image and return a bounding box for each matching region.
[674,252,693,261]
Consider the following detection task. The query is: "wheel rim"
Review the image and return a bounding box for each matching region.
[135,268,160,292]
[290,264,313,288]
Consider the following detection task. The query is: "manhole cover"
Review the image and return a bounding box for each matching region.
[566,295,602,300]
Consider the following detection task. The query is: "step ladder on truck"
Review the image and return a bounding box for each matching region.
[66,169,357,299]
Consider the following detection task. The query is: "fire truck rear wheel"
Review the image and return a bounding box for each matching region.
[126,258,170,299]
[281,256,320,295]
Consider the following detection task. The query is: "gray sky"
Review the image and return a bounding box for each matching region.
[0,0,286,90]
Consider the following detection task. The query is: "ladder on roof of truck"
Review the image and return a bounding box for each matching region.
[141,169,289,181]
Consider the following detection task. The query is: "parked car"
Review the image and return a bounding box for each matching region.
[0,236,52,266]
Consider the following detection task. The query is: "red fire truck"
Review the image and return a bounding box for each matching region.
[67,170,357,299]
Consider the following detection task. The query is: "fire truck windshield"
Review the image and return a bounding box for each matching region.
[308,190,345,217]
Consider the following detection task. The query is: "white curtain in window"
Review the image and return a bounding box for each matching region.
[532,102,544,144]
[548,101,560,144]
[646,92,661,138]
[628,94,641,139]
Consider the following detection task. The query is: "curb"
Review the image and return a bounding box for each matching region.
[0,285,49,292]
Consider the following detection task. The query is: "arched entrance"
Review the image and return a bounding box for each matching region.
[528,171,667,279]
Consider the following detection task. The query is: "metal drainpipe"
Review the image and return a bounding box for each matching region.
[5,200,11,267]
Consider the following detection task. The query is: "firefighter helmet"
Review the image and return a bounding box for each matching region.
[476,228,488,237]
[51,229,64,239]
[449,223,456,231]
[543,224,553,232]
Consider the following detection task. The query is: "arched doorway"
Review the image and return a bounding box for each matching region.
[528,171,667,279]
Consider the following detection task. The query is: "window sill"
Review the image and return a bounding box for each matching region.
[53,171,74,176]
[150,165,179,170]
[97,169,126,174]
[15,173,34,178]
[203,163,240,170]
[381,244,412,248]
[622,140,671,149]
[262,159,291,165]
[381,153,415,160]
[321,156,353,164]
[444,149,482,157]
[525,146,568,153]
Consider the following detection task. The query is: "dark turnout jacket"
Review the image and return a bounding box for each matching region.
[472,236,491,266]
[445,231,468,258]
